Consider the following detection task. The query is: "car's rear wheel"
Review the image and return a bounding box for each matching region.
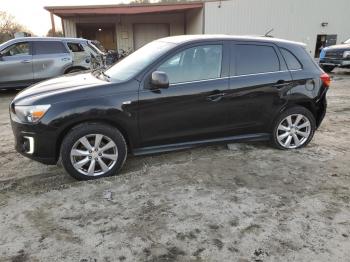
[272,107,316,150]
[60,123,127,180]
[321,65,335,73]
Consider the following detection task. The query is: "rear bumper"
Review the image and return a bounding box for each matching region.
[316,90,328,128]
[11,119,58,165]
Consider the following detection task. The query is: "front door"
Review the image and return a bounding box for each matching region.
[0,41,33,88]
[138,42,231,147]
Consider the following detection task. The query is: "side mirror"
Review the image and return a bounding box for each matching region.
[151,71,169,89]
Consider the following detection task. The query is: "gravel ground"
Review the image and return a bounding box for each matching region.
[0,69,349,262]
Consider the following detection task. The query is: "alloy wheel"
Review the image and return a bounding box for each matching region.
[276,114,311,149]
[70,134,118,176]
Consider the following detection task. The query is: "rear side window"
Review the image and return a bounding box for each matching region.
[67,43,85,52]
[280,48,302,70]
[34,41,68,55]
[235,44,280,75]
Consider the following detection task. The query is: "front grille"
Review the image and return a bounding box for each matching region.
[325,50,343,59]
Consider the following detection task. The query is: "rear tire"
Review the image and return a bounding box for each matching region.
[272,107,316,150]
[321,65,335,73]
[60,123,127,180]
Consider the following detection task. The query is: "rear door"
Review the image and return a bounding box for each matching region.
[138,42,231,147]
[227,42,292,133]
[32,41,71,81]
[0,41,33,88]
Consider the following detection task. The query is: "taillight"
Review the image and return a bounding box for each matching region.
[320,73,331,87]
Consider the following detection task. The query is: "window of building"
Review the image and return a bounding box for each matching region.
[34,41,68,55]
[158,45,222,84]
[235,44,280,75]
[280,48,302,70]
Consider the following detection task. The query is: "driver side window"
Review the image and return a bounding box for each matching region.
[158,45,222,84]
[1,42,30,57]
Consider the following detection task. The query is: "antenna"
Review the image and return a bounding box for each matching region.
[264,28,274,37]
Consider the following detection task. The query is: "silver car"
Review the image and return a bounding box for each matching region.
[0,37,106,89]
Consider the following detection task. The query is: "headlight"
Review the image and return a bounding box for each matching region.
[343,51,350,58]
[14,105,51,123]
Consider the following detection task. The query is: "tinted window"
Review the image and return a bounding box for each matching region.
[281,48,302,70]
[68,43,85,52]
[1,42,30,56]
[158,45,222,84]
[235,45,280,75]
[34,41,67,55]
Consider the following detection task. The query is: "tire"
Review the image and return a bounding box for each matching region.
[321,65,335,73]
[60,123,127,180]
[272,106,316,150]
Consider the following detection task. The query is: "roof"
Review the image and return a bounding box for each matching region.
[14,37,88,42]
[0,37,89,48]
[45,2,203,17]
[159,34,306,46]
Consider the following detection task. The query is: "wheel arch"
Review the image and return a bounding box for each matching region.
[64,66,89,74]
[55,119,132,161]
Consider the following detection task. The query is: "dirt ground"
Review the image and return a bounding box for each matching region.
[0,69,349,262]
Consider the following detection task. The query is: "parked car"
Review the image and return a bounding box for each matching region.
[0,37,106,89]
[319,38,350,72]
[10,35,329,180]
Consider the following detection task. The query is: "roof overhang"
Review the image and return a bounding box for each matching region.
[45,2,203,18]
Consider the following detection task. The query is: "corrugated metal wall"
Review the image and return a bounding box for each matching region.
[204,0,350,56]
[62,19,77,37]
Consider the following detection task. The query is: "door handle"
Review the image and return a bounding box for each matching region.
[206,92,226,102]
[21,60,31,64]
[273,80,290,89]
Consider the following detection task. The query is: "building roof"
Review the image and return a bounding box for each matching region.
[44,2,203,17]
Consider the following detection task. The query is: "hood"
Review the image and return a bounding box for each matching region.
[325,43,350,51]
[13,72,108,105]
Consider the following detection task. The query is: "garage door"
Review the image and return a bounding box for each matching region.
[133,23,170,50]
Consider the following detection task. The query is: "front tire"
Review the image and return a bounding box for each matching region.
[60,123,127,180]
[272,107,316,150]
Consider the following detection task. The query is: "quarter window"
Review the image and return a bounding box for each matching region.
[158,45,222,84]
[235,44,280,75]
[1,42,30,56]
[67,43,85,52]
[280,48,302,70]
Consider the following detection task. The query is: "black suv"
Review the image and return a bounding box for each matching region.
[320,38,350,72]
[10,35,329,180]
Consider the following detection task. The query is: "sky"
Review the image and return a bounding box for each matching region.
[0,0,129,36]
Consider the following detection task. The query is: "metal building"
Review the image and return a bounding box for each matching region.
[45,0,349,57]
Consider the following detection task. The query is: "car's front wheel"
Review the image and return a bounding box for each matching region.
[272,107,316,150]
[60,123,127,180]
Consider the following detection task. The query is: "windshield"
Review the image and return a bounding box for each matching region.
[345,38,350,44]
[105,41,175,82]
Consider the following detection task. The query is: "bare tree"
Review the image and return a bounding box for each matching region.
[0,11,29,43]
[46,29,64,37]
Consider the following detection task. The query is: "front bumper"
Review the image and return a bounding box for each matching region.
[320,58,350,67]
[11,119,59,165]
